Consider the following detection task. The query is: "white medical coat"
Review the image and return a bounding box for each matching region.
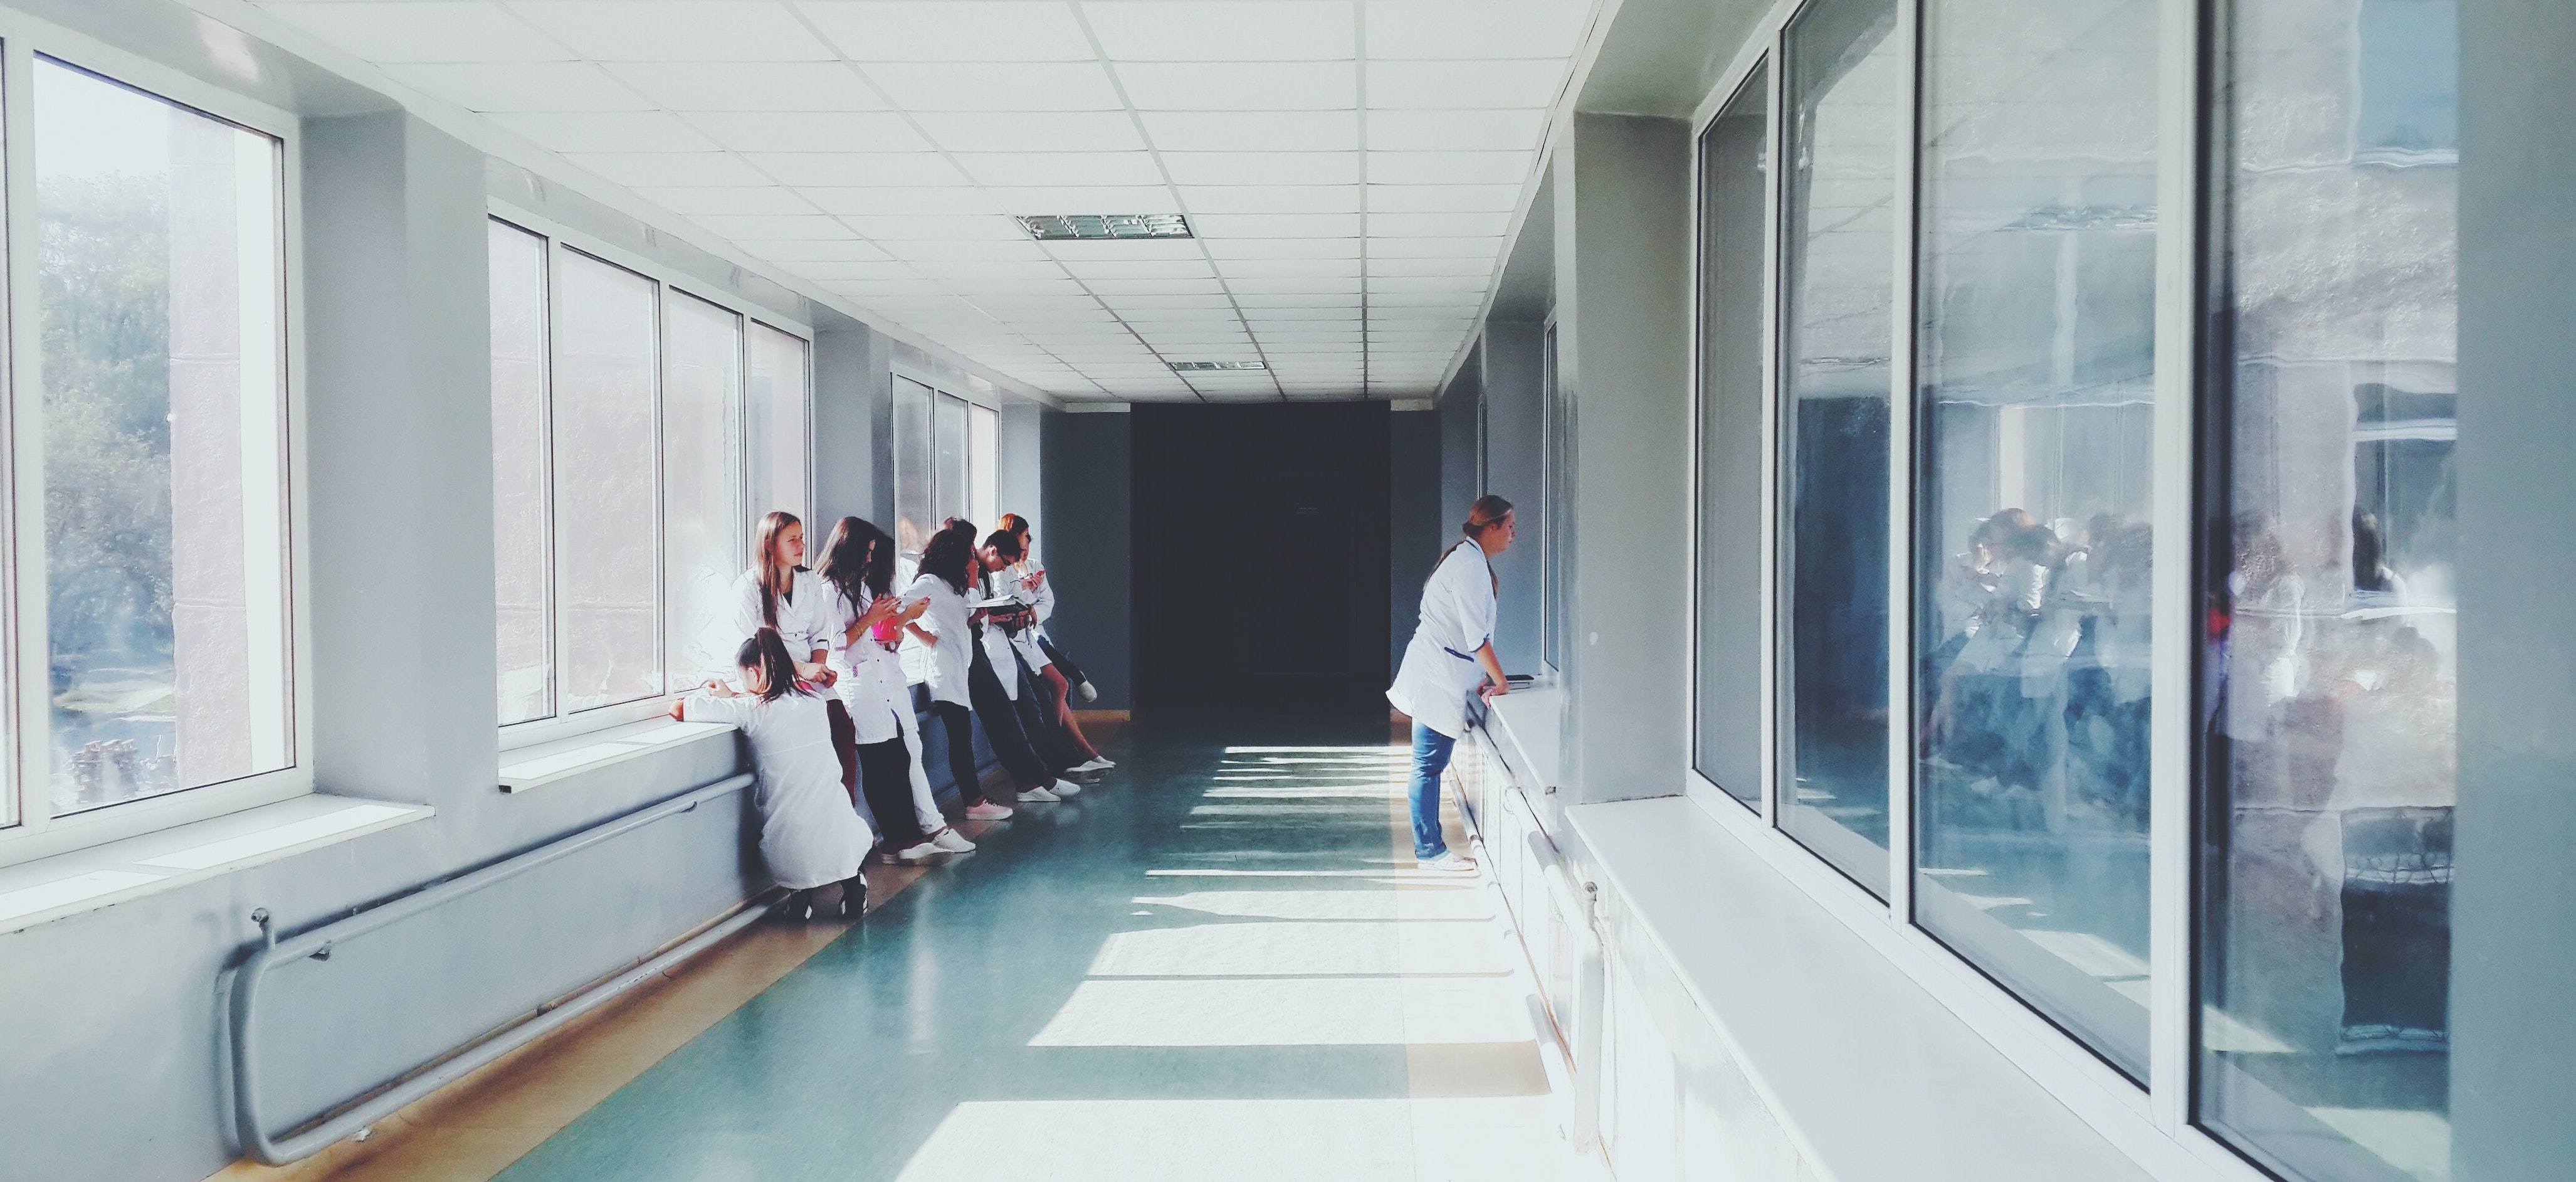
[903,573,974,708]
[678,689,872,889]
[1387,541,1498,739]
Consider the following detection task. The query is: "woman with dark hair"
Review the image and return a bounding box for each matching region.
[671,628,871,921]
[983,530,1107,772]
[816,518,975,863]
[996,515,1109,768]
[1387,493,1517,873]
[903,529,1018,820]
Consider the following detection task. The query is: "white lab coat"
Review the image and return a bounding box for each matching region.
[678,689,873,889]
[903,573,974,708]
[974,571,1023,700]
[727,569,831,667]
[1388,541,1498,739]
[820,583,947,831]
[1003,559,1057,669]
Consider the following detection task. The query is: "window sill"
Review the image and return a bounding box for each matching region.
[498,717,737,794]
[1476,685,1563,792]
[0,794,431,937]
[1564,795,2158,1182]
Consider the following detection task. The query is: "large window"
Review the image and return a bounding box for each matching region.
[36,59,292,817]
[1911,0,2161,1078]
[487,216,812,732]
[1776,0,1901,895]
[2198,0,2458,1176]
[969,401,999,531]
[1692,65,1769,808]
[890,372,1001,557]
[892,375,934,554]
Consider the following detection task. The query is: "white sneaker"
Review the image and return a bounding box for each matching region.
[965,801,1015,821]
[1418,852,1479,873]
[1049,778,1082,798]
[893,840,943,864]
[1079,681,1098,703]
[1071,757,1113,773]
[1017,785,1061,803]
[928,828,977,854]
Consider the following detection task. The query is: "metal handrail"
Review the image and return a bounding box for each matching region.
[229,771,771,1165]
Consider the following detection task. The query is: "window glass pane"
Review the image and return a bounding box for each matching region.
[969,402,999,529]
[1913,0,2160,1079]
[893,376,933,555]
[1541,324,1564,672]
[552,250,661,710]
[747,322,807,524]
[2199,1,2457,1176]
[663,290,742,690]
[1777,0,1901,894]
[38,60,292,815]
[490,221,552,726]
[1694,65,1769,808]
[935,392,969,529]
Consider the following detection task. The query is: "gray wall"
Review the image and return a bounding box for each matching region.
[1041,412,1132,709]
[2451,1,2576,1174]
[1481,320,1548,677]
[1390,409,1443,678]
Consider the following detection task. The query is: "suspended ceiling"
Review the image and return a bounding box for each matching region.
[250,0,1599,403]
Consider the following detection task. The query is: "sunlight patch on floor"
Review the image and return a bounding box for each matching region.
[1029,977,1533,1047]
[1083,921,1510,978]
[1136,890,1494,922]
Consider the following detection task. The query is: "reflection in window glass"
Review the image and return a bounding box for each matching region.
[969,403,999,529]
[2199,1,2456,1177]
[663,290,742,690]
[1911,0,2160,1079]
[746,322,807,524]
[38,61,292,814]
[935,393,969,529]
[552,251,661,711]
[893,377,933,555]
[1693,64,1769,808]
[1777,0,1900,894]
[490,221,552,726]
[1542,323,1565,672]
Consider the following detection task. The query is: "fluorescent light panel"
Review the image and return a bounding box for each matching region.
[1017,213,1194,241]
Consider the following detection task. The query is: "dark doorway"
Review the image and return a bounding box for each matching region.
[1132,403,1392,720]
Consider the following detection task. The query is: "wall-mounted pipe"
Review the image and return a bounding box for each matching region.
[229,771,768,1166]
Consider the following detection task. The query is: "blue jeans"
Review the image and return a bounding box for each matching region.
[1408,722,1458,860]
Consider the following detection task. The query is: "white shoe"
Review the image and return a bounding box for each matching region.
[893,840,943,864]
[1418,852,1479,873]
[1071,757,1113,773]
[965,801,1014,821]
[1049,778,1082,798]
[929,828,977,854]
[1018,786,1061,803]
[1079,681,1098,703]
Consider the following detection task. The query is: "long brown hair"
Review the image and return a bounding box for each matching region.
[1438,494,1512,593]
[751,510,802,626]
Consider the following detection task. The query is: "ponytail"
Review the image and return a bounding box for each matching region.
[736,627,807,702]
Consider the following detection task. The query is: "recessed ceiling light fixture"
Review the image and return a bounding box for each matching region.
[1016,213,1193,241]
[1169,361,1266,371]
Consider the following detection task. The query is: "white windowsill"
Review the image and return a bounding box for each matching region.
[1478,685,1562,792]
[497,717,739,794]
[1566,795,2157,1182]
[0,794,431,937]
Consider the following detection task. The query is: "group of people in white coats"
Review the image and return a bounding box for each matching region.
[671,510,1112,921]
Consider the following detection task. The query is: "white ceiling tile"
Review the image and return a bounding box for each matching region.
[1202,238,1364,260]
[802,1,1096,62]
[1241,306,1364,320]
[955,152,1166,187]
[1086,278,1229,296]
[264,3,565,63]
[819,277,945,295]
[1367,256,1495,277]
[1364,60,1568,110]
[734,238,893,261]
[746,152,966,186]
[1369,289,1485,305]
[1366,109,1549,152]
[988,186,1185,215]
[847,213,1027,240]
[1181,186,1362,214]
[863,62,1123,112]
[510,1,836,60]
[1083,1,1356,61]
[382,62,648,112]
[1366,211,1514,236]
[1364,0,1596,60]
[683,112,928,153]
[913,112,1149,154]
[1116,62,1357,111]
[636,186,821,216]
[1100,293,1238,310]
[791,260,922,280]
[604,62,885,111]
[1189,213,1363,238]
[1058,260,1216,280]
[1139,111,1358,154]
[951,278,1090,295]
[1366,183,1522,213]
[1234,293,1367,307]
[1226,276,1365,295]
[691,214,857,240]
[1041,238,1207,261]
[566,151,769,187]
[913,258,1065,278]
[1367,150,1538,186]
[883,240,1050,260]
[802,187,1007,216]
[1369,236,1507,258]
[1162,152,1359,187]
[488,110,718,153]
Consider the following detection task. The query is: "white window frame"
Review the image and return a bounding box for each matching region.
[892,362,1006,537]
[1672,0,2271,1178]
[490,203,813,754]
[0,17,315,871]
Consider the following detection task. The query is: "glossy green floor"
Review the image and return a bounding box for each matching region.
[490,715,1571,1182]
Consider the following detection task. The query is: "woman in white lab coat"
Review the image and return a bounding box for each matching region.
[671,628,873,921]
[1387,495,1516,872]
[815,517,978,863]
[728,512,854,798]
[903,527,1033,818]
[996,515,1109,771]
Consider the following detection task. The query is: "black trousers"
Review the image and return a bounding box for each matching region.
[1011,652,1085,769]
[930,702,988,806]
[1038,635,1086,686]
[969,642,1056,789]
[855,735,922,847]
